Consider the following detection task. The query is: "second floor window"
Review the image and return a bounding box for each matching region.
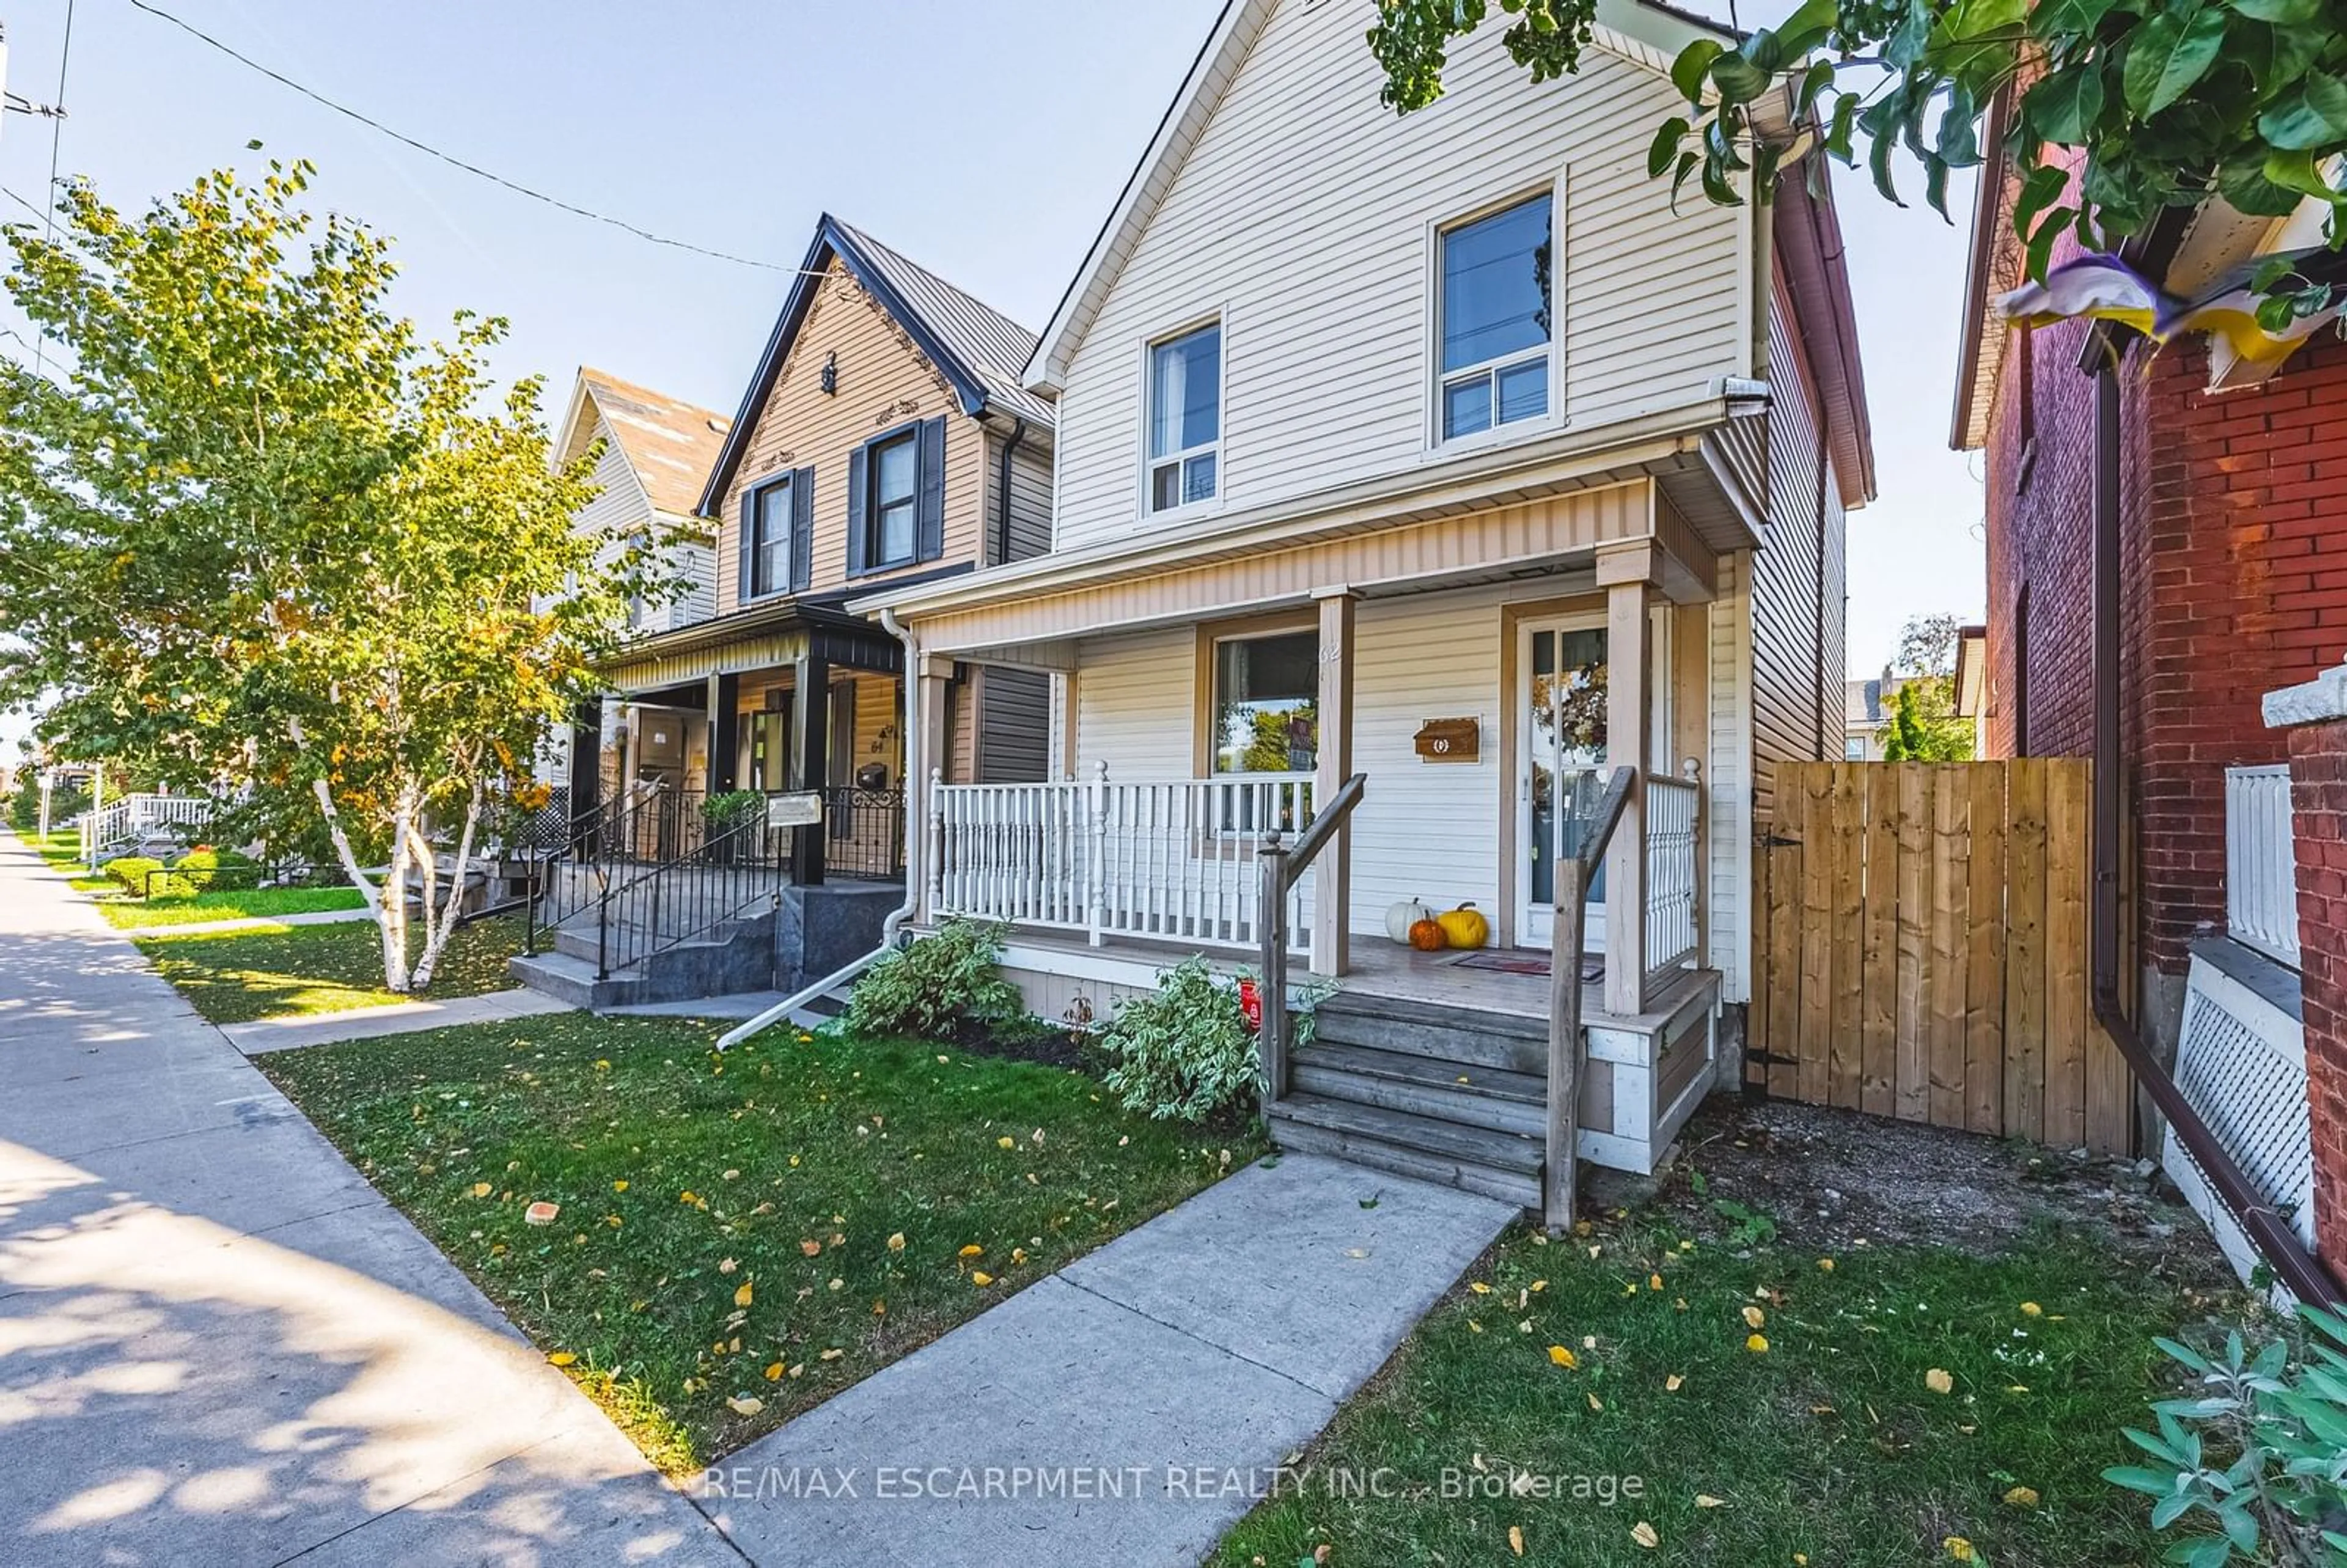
[1148,321,1220,513]
[750,474,793,598]
[867,429,919,570]
[1439,192,1553,441]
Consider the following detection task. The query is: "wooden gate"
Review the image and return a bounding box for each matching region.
[1749,759,2135,1154]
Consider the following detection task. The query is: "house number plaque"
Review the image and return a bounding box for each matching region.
[1413,718,1480,763]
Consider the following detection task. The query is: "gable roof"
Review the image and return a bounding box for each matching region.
[560,368,731,519]
[1024,0,1739,394]
[697,215,1051,517]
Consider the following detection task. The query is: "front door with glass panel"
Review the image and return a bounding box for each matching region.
[1518,619,1609,951]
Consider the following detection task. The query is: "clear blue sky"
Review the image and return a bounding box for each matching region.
[0,0,1985,766]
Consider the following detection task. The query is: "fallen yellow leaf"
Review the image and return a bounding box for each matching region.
[2004,1485,2040,1508]
[1926,1368,1954,1396]
[1945,1537,1975,1561]
[959,1244,984,1258]
[1469,1281,1493,1294]
[1508,1524,1526,1556]
[612,1179,628,1192]
[1817,1257,1834,1272]
[1649,1273,1664,1291]
[547,1351,576,1367]
[765,1362,784,1381]
[1666,1373,1684,1391]
[734,1281,754,1309]
[971,1271,994,1287]
[2020,1301,2043,1317]
[1743,1305,1766,1329]
[470,1182,492,1198]
[1747,1334,1770,1354]
[887,1232,906,1253]
[1632,1520,1660,1549]
[799,1239,822,1257]
[678,1190,699,1204]
[1548,1345,1577,1368]
[727,1395,763,1416]
[1587,1393,1603,1412]
[997,1136,1015,1149]
[1695,1494,1727,1509]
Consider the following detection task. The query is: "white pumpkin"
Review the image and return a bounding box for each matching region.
[1386,896,1435,945]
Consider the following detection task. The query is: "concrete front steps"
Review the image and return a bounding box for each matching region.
[509,912,776,1009]
[1266,992,1549,1209]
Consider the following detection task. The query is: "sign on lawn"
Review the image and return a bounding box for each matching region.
[765,791,825,829]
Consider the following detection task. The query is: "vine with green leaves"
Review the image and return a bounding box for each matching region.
[1370,0,2347,322]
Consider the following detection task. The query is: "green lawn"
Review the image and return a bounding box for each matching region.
[97,884,369,929]
[256,1011,1268,1472]
[1211,1194,2244,1568]
[136,914,523,1024]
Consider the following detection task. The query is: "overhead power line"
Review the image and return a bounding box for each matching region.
[125,0,818,276]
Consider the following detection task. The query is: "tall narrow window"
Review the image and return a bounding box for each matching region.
[1439,193,1553,441]
[1147,322,1221,513]
[749,475,792,599]
[867,430,919,569]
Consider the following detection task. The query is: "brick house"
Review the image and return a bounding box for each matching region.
[1953,143,2347,1292]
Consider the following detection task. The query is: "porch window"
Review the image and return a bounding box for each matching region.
[1147,322,1221,513]
[1438,192,1552,441]
[748,474,793,599]
[1210,631,1317,775]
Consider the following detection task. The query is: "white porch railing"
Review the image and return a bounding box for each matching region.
[79,792,213,865]
[931,767,1317,956]
[1644,766,1701,980]
[2225,764,2300,968]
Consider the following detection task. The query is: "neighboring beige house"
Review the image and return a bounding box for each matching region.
[858,0,1873,1190]
[1842,675,1897,761]
[573,215,1054,881]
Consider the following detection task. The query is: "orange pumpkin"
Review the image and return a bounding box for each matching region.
[1408,916,1448,952]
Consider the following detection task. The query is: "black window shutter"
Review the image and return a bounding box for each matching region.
[790,466,815,593]
[916,416,946,563]
[736,488,755,604]
[844,444,869,579]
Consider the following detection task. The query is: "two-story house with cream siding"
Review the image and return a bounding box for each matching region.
[859,0,1872,1197]
[571,216,1055,885]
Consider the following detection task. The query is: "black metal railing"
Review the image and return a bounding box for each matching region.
[524,783,710,953]
[821,786,907,881]
[592,813,790,980]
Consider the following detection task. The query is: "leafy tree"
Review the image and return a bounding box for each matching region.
[1369,0,2347,316]
[0,164,649,991]
[1875,613,1975,758]
[1894,611,1964,680]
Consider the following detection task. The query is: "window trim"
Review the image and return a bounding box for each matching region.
[743,469,795,603]
[1139,312,1227,521]
[1190,611,1321,781]
[861,422,922,572]
[1427,181,1563,453]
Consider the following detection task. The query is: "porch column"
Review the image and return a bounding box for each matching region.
[1311,586,1357,978]
[792,651,831,884]
[1598,554,1651,1015]
[916,655,953,921]
[705,673,741,795]
[565,698,603,835]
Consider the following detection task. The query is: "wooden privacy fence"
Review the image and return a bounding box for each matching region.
[1749,758,2136,1154]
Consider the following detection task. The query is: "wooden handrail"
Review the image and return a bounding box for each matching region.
[1255,772,1368,1111]
[1546,764,1639,1233]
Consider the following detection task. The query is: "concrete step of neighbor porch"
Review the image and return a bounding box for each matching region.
[1266,1095,1543,1210]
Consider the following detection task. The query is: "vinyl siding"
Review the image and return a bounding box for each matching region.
[1049,0,1746,552]
[1747,280,1845,822]
[1074,626,1194,779]
[1001,438,1055,563]
[1706,549,1754,999]
[714,258,988,613]
[571,418,715,635]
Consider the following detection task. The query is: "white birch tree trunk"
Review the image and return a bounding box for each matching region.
[411,779,483,989]
[312,774,413,992]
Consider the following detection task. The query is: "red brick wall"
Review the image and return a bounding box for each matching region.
[2287,717,2347,1273]
[1982,329,2347,977]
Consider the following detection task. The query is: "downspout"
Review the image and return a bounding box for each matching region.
[713,604,926,1050]
[993,416,1030,567]
[2082,344,2342,1305]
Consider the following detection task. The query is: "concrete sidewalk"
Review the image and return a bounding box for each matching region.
[123,906,376,939]
[705,1154,1514,1566]
[222,987,573,1056]
[0,837,739,1567]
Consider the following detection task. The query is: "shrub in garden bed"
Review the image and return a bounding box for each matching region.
[1096,955,1260,1125]
[845,919,1027,1046]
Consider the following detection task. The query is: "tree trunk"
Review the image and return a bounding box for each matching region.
[312,775,411,992]
[410,781,482,989]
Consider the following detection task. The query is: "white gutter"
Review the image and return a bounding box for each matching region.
[714,605,927,1050]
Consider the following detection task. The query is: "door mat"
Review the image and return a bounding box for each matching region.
[1447,950,1605,983]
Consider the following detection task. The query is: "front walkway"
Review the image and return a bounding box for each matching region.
[704,1154,1513,1565]
[0,837,740,1566]
[222,986,573,1055]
